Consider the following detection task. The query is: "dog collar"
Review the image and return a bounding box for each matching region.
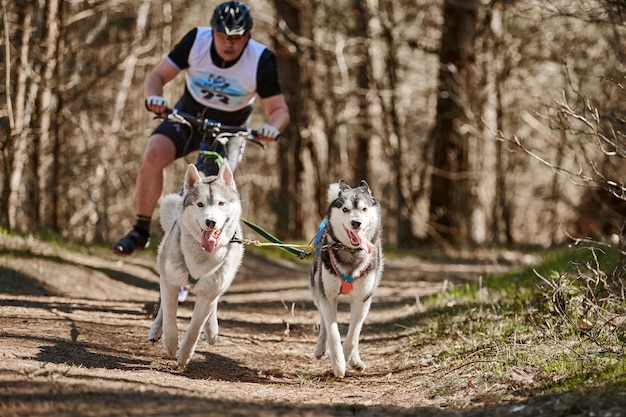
[316,219,372,294]
[315,219,361,254]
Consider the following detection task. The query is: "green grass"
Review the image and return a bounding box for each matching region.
[401,244,626,395]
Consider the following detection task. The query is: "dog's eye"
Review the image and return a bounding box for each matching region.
[342,207,349,213]
[218,201,225,207]
[197,202,204,208]
[362,207,367,212]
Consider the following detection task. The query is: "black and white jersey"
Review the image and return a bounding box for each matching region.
[166,27,282,126]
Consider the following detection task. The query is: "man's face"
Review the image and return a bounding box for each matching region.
[213,31,251,62]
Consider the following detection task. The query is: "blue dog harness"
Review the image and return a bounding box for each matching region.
[314,219,326,256]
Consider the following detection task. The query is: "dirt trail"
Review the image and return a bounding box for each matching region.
[0,234,553,416]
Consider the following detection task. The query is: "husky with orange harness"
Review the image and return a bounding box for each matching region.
[310,179,384,378]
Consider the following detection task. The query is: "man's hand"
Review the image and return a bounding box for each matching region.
[145,95,168,115]
[258,124,280,141]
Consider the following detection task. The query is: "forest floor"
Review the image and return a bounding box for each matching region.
[0,232,624,416]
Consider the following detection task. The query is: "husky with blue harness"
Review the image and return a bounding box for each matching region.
[310,179,384,378]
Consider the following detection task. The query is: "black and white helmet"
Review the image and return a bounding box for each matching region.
[211,1,253,36]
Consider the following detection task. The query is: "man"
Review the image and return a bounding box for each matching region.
[113,1,290,257]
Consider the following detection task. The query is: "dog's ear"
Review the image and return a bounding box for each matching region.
[328,182,341,203]
[219,163,237,190]
[329,179,352,203]
[184,164,201,192]
[359,180,372,195]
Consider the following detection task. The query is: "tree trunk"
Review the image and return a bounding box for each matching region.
[273,0,300,239]
[472,0,503,245]
[369,0,419,247]
[273,0,318,240]
[353,0,370,184]
[429,0,477,249]
[7,2,36,231]
[36,0,61,229]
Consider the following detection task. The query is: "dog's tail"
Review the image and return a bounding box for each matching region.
[159,193,183,232]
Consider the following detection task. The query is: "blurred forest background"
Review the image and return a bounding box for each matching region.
[1,0,625,251]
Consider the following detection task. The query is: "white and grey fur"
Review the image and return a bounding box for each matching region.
[310,179,384,378]
[148,163,244,368]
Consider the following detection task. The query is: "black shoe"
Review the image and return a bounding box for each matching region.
[112,229,150,256]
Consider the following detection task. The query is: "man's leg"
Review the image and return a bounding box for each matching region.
[112,134,177,256]
[225,135,246,174]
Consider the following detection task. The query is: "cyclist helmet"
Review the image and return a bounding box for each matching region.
[211,1,253,36]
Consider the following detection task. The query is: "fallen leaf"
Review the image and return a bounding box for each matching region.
[578,317,593,330]
[506,366,543,387]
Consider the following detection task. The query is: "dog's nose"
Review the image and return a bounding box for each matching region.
[351,220,361,229]
[205,219,216,229]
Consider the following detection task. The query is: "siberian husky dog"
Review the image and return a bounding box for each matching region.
[148,163,244,368]
[310,179,384,378]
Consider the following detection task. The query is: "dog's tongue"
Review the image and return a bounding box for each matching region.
[201,229,220,253]
[347,229,374,254]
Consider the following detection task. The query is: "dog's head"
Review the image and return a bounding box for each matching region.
[326,179,380,253]
[182,163,241,253]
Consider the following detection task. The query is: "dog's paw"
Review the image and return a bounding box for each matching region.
[329,354,347,379]
[349,358,366,371]
[148,327,162,342]
[314,343,325,359]
[177,351,192,369]
[162,338,178,358]
[204,317,219,344]
[314,332,327,358]
[331,363,346,379]
[345,350,366,371]
[205,333,218,345]
[204,325,219,345]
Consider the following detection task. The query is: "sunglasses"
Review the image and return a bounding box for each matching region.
[214,32,249,42]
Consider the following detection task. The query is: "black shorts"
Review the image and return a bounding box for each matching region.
[152,117,247,175]
[152,119,199,159]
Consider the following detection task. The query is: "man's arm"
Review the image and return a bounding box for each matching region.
[258,94,290,141]
[143,60,180,114]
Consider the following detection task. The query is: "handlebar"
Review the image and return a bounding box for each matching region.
[160,107,266,148]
